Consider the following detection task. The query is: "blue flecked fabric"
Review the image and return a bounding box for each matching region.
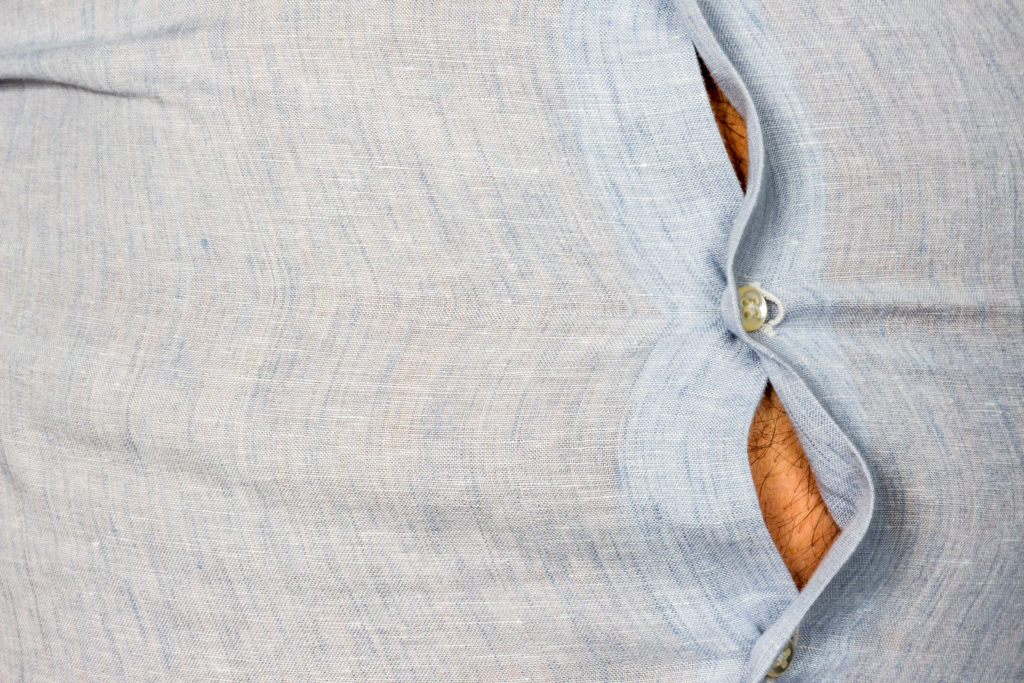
[1,0,1022,680]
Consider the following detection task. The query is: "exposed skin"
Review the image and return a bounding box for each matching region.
[699,56,841,590]
[748,385,840,590]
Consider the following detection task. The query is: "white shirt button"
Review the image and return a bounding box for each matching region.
[737,285,768,332]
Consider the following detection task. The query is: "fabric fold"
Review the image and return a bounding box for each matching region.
[674,1,878,679]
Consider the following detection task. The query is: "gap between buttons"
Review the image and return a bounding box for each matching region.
[699,48,840,591]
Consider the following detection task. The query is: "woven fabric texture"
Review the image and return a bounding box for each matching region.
[2,0,1022,680]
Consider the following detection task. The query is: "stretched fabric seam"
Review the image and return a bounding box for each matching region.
[672,1,878,680]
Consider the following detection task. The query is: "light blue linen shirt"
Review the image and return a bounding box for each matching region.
[1,0,1021,680]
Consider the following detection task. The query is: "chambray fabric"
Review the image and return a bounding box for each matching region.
[1,0,1021,680]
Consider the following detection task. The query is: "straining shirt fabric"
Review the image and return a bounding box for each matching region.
[1,0,1021,680]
